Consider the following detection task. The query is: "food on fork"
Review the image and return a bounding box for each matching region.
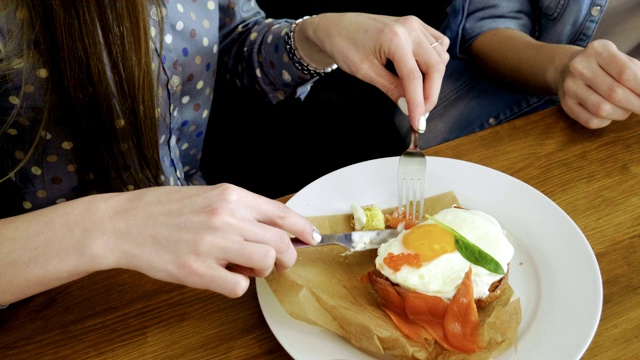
[386,205,423,230]
[365,207,516,355]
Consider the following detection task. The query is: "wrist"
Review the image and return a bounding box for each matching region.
[78,193,124,272]
[285,15,338,77]
[547,45,583,96]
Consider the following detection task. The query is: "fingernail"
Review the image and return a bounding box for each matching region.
[418,112,429,133]
[312,227,322,244]
[397,97,409,116]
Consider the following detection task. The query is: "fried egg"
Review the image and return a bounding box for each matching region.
[375,207,514,300]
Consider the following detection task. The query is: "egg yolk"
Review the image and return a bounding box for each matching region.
[402,223,456,262]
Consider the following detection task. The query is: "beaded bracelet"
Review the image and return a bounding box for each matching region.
[284,15,338,77]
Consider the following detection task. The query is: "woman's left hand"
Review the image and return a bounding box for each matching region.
[556,39,640,128]
[294,13,450,132]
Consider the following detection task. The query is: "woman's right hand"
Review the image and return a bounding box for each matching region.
[294,13,450,133]
[0,184,319,304]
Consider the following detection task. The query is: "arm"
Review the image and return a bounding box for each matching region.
[0,184,319,305]
[0,196,107,305]
[220,4,449,132]
[470,28,580,96]
[471,28,640,128]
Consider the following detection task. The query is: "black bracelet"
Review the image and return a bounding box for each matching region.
[284,16,338,77]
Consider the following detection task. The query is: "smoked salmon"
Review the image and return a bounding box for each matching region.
[367,268,484,353]
[385,208,421,230]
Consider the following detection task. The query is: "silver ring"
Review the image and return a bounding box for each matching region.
[431,40,442,48]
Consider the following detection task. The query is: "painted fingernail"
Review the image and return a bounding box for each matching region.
[397,97,409,116]
[418,112,429,133]
[312,227,322,244]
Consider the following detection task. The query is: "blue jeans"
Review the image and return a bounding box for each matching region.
[394,58,559,148]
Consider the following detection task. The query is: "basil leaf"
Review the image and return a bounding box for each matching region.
[425,214,505,275]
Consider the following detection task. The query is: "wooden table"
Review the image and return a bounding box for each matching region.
[1,106,638,359]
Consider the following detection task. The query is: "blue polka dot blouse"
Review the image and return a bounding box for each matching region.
[0,0,316,212]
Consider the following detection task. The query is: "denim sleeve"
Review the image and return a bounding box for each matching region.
[442,0,609,59]
[441,0,534,58]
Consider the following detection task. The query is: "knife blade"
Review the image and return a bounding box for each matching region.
[291,228,401,252]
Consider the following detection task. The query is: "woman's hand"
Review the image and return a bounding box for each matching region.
[102,184,318,298]
[471,30,639,129]
[294,13,450,133]
[0,184,319,303]
[556,39,640,128]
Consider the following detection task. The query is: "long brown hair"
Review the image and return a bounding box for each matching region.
[0,0,165,192]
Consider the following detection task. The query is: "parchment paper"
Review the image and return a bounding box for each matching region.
[265,191,521,359]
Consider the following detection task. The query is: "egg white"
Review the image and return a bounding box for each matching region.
[375,207,514,300]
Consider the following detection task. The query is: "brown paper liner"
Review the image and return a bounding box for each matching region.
[266,191,522,359]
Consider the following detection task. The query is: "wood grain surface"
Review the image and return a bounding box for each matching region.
[1,106,638,359]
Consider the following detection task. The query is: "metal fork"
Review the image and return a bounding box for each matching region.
[397,129,427,222]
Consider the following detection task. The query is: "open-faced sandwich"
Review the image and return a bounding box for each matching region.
[365,206,514,355]
[266,192,521,360]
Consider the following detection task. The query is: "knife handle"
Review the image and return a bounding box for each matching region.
[290,237,310,248]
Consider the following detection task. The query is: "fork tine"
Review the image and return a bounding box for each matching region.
[415,176,425,220]
[399,178,412,220]
[399,178,425,221]
[398,130,427,223]
[398,177,406,219]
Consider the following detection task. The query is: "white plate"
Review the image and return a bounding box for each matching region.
[256,156,602,359]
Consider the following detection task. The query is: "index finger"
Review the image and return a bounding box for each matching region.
[252,195,320,246]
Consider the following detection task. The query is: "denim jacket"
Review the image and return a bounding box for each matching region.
[443,0,608,58]
[395,0,610,148]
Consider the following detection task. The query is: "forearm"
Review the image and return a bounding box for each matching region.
[470,28,583,96]
[0,195,115,305]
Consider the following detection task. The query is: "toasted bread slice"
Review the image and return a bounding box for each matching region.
[476,266,510,309]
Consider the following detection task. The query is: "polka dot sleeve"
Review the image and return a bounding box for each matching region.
[217,0,318,103]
